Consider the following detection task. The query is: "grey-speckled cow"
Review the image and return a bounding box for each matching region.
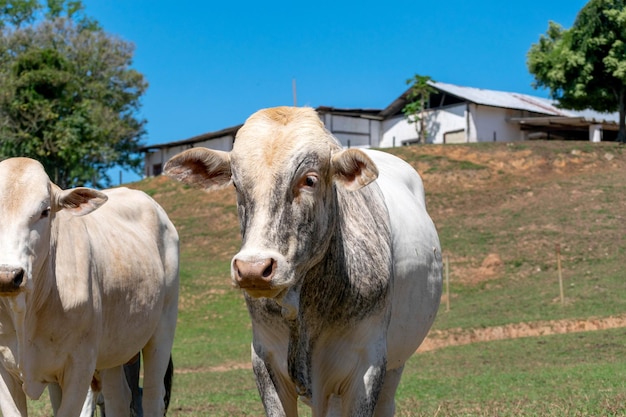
[165,106,442,417]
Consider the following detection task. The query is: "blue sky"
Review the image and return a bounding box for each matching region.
[82,0,588,181]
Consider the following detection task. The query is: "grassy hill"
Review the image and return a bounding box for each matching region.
[142,140,626,329]
[28,140,626,416]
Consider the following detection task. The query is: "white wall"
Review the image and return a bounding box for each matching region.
[380,103,468,146]
[321,113,381,148]
[380,115,415,147]
[471,106,523,142]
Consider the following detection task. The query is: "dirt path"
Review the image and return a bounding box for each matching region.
[417,314,626,352]
[175,314,626,374]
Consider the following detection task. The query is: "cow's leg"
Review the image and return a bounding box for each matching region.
[163,355,174,412]
[140,339,174,416]
[0,365,26,417]
[124,354,143,417]
[100,365,132,417]
[48,383,61,413]
[55,372,96,417]
[50,381,97,417]
[323,395,342,417]
[372,365,403,417]
[79,386,97,417]
[252,347,298,417]
[338,363,385,417]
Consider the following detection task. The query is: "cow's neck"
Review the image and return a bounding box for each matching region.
[304,183,392,320]
[286,182,393,397]
[10,217,60,399]
[31,216,59,314]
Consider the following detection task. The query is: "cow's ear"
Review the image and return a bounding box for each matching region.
[164,148,232,190]
[54,187,108,216]
[331,149,378,191]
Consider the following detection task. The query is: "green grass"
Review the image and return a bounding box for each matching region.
[26,329,626,416]
[398,328,626,416]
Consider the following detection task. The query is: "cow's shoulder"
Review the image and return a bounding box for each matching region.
[362,149,426,204]
[92,187,165,229]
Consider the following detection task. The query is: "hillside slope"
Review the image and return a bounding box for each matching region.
[131,141,626,332]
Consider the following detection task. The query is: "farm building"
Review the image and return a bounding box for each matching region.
[142,124,240,177]
[140,81,619,177]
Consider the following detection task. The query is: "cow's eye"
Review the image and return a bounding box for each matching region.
[300,174,318,190]
[40,207,51,218]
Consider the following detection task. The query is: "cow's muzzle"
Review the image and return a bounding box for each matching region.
[233,257,280,298]
[0,265,24,295]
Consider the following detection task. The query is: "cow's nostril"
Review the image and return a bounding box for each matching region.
[12,269,23,287]
[233,258,276,288]
[262,261,274,278]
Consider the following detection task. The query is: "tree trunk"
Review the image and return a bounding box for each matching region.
[419,96,426,144]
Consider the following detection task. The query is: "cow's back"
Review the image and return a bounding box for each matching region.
[363,150,442,369]
[53,187,179,368]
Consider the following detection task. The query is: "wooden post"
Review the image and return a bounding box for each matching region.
[556,244,564,305]
[445,254,450,312]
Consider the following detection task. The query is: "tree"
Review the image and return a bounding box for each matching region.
[527,0,626,142]
[402,74,436,144]
[0,0,147,188]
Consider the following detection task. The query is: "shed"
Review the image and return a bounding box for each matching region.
[379,81,619,145]
[140,124,241,178]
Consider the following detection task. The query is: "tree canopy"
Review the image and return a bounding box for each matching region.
[0,0,147,188]
[527,0,626,142]
[402,74,435,144]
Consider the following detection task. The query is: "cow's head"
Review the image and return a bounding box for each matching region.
[165,107,378,305]
[0,158,107,296]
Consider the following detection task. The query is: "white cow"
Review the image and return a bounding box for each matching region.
[165,106,442,416]
[0,157,179,417]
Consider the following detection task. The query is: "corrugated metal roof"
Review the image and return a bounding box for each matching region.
[139,124,242,152]
[316,106,383,119]
[430,81,620,123]
[431,81,568,115]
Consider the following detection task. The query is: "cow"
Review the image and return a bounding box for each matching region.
[164,106,442,416]
[0,157,179,417]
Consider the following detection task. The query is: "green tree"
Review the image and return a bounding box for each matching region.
[402,74,435,144]
[0,0,147,188]
[527,0,626,142]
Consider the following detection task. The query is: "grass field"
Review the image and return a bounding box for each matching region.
[26,141,626,416]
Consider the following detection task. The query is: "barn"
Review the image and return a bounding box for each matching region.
[140,81,619,177]
[142,125,241,177]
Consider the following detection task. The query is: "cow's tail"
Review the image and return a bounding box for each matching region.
[163,354,174,415]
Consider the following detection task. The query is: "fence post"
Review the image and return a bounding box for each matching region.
[445,254,450,312]
[556,244,564,305]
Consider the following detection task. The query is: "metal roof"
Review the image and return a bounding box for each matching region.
[381,81,620,123]
[431,81,569,115]
[139,124,242,152]
[316,106,383,120]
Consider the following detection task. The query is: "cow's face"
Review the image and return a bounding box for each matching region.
[165,107,378,303]
[0,158,107,296]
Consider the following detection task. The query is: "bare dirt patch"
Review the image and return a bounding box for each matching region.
[418,314,626,353]
[451,253,504,285]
